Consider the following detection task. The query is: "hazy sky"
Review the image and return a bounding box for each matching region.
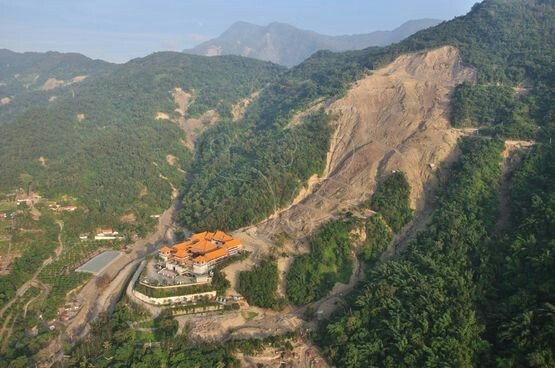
[0,0,479,63]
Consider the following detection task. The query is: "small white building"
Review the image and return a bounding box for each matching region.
[94,228,122,240]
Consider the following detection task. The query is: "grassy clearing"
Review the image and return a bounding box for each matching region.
[136,320,155,329]
[241,311,258,320]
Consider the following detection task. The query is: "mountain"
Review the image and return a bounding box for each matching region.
[0,49,111,89]
[178,0,554,233]
[177,0,554,366]
[0,51,284,235]
[0,0,554,366]
[0,49,113,121]
[184,19,442,66]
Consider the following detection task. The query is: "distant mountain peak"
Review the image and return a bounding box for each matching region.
[184,19,442,66]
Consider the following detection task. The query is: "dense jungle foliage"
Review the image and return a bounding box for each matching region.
[360,214,392,263]
[286,171,412,306]
[0,49,111,101]
[478,139,555,367]
[451,82,550,139]
[1,1,553,366]
[319,137,506,367]
[286,219,354,305]
[311,2,555,364]
[318,132,555,366]
[178,111,332,231]
[368,172,413,232]
[237,259,283,309]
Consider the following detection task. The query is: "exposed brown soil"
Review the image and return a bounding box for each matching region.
[38,156,47,167]
[155,112,170,120]
[40,75,88,91]
[172,87,192,116]
[236,338,329,368]
[155,87,220,150]
[119,212,137,224]
[180,110,219,150]
[165,154,178,166]
[255,46,475,241]
[205,46,223,57]
[231,90,261,121]
[223,47,477,322]
[40,46,484,366]
[40,78,65,91]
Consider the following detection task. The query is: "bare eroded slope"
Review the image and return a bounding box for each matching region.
[253,46,475,238]
[155,87,219,150]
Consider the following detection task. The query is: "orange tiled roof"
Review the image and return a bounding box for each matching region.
[191,231,210,241]
[224,239,241,248]
[194,255,208,264]
[194,247,228,263]
[160,246,172,254]
[174,249,189,258]
[210,230,233,242]
[190,239,218,254]
[173,241,193,252]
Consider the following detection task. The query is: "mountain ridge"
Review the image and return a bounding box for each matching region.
[184,18,443,66]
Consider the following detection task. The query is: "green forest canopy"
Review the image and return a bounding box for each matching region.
[0,52,283,234]
[320,137,505,367]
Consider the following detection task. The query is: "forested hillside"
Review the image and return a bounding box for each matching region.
[177,1,555,364]
[0,52,283,234]
[0,49,111,94]
[178,0,554,232]
[0,49,112,122]
[0,0,552,366]
[479,140,555,366]
[317,130,555,366]
[320,138,505,366]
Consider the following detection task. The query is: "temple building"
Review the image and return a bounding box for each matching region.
[159,230,241,275]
